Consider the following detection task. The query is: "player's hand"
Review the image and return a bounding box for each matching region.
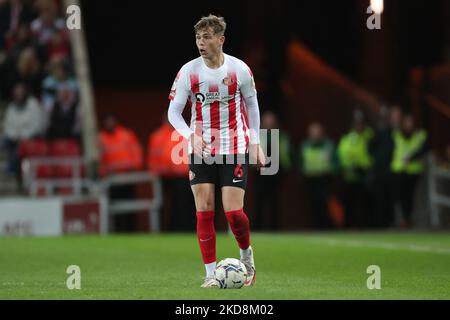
[250,144,266,171]
[190,133,208,157]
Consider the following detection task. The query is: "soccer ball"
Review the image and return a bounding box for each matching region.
[215,258,248,289]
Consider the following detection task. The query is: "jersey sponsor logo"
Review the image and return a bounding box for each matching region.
[189,170,195,181]
[195,93,205,103]
[232,178,243,183]
[194,92,234,104]
[205,92,220,102]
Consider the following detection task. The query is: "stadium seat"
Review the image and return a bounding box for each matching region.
[18,139,53,178]
[50,139,83,178]
[50,139,84,195]
[50,139,81,157]
[18,139,50,158]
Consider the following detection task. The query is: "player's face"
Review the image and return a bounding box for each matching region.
[196,27,224,59]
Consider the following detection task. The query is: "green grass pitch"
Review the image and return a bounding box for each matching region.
[1,232,450,299]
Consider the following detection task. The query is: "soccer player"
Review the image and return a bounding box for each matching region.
[167,14,265,288]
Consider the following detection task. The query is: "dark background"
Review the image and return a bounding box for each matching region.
[81,0,448,102]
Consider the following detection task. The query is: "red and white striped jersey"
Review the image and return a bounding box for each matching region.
[169,53,257,155]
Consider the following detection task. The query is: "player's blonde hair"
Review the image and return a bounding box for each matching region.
[194,14,226,35]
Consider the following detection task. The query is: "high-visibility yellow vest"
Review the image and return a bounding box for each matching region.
[337,128,373,182]
[301,141,334,177]
[391,129,427,174]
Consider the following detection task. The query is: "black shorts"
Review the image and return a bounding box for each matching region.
[188,153,249,190]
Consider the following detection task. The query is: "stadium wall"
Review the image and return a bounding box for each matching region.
[0,197,104,236]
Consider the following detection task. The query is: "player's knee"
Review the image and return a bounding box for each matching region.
[223,205,241,213]
[223,202,243,213]
[196,199,214,212]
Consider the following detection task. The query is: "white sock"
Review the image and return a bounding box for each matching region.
[205,262,216,278]
[240,246,251,259]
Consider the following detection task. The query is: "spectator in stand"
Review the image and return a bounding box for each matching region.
[30,2,65,47]
[147,113,195,231]
[46,85,80,140]
[0,0,36,50]
[5,22,43,58]
[7,45,44,98]
[98,114,144,232]
[41,58,78,113]
[46,28,69,62]
[2,82,45,177]
[0,23,44,99]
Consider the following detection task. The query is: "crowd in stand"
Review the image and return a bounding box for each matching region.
[0,0,80,178]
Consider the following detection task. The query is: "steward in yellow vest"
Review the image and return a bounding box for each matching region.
[391,129,427,175]
[337,116,374,228]
[337,126,373,183]
[255,111,292,231]
[390,114,428,228]
[299,122,338,229]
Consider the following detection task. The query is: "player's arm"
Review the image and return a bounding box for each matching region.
[167,101,206,155]
[167,67,206,155]
[244,94,266,169]
[240,65,265,169]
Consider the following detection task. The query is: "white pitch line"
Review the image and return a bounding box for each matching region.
[307,237,450,255]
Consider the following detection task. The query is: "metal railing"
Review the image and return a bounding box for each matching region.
[427,154,450,227]
[21,158,163,232]
[21,157,93,196]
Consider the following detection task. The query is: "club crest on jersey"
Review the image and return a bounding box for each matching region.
[222,76,235,86]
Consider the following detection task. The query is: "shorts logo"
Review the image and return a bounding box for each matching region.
[189,170,195,181]
[223,77,235,86]
[234,164,244,178]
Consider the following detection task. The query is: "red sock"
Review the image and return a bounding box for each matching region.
[225,208,250,250]
[196,211,216,264]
